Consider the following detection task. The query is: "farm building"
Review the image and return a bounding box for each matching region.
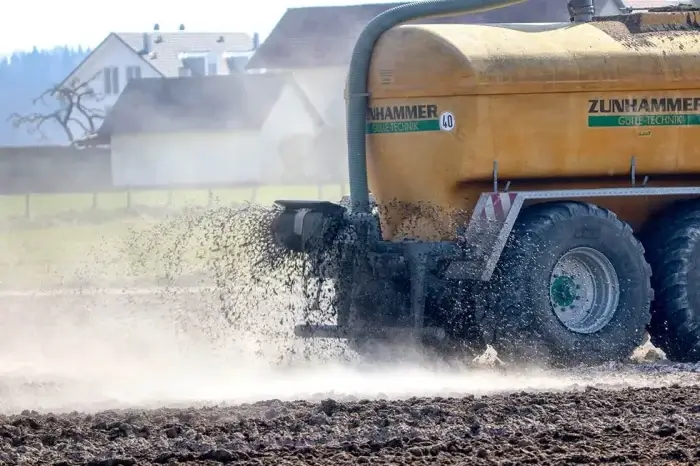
[94,73,325,187]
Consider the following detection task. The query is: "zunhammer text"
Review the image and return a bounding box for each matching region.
[367,104,438,121]
[588,98,700,113]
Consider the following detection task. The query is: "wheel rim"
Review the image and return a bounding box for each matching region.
[549,247,620,334]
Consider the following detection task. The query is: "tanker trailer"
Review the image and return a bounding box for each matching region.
[271,0,700,367]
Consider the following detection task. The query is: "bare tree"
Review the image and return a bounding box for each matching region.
[8,74,106,145]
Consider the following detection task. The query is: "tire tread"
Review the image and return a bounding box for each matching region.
[640,199,700,362]
[480,201,652,366]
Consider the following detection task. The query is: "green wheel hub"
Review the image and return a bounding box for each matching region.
[550,275,578,308]
[549,247,620,334]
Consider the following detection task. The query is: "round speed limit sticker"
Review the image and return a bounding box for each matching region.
[439,112,455,131]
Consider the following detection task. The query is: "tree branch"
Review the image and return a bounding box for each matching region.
[8,72,106,145]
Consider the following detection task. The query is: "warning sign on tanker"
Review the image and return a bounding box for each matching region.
[587,97,700,127]
[366,104,451,134]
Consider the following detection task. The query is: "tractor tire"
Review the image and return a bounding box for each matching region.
[479,201,652,367]
[639,199,700,362]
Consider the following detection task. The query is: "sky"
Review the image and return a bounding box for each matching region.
[0,0,394,55]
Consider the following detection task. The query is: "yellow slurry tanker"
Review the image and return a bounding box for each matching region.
[271,0,700,366]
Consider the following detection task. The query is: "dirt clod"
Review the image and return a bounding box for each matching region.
[0,384,697,464]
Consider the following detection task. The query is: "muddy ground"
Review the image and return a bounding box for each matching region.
[0,383,697,465]
[1,289,700,465]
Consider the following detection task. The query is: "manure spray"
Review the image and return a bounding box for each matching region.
[0,201,694,415]
[121,200,360,365]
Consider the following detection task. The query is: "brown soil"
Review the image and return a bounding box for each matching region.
[2,384,699,465]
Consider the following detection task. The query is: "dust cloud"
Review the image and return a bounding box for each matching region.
[0,191,696,417]
[0,282,698,416]
[0,201,697,416]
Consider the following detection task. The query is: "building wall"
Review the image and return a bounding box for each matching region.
[286,68,349,182]
[70,35,162,106]
[110,131,262,187]
[65,35,162,142]
[290,67,348,127]
[110,82,322,187]
[258,83,322,181]
[596,0,624,16]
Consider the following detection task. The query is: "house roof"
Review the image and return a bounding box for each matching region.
[98,73,323,136]
[245,0,573,69]
[115,32,255,77]
[246,2,404,69]
[59,31,255,89]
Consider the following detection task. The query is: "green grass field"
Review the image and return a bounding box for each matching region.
[0,184,349,218]
[0,184,349,289]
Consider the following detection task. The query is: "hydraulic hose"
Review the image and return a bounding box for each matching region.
[345,0,527,213]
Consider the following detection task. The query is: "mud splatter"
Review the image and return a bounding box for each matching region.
[1,382,700,464]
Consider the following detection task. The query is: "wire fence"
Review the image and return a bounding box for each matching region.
[0,182,350,219]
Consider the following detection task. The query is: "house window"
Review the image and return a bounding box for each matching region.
[223,51,252,74]
[179,52,219,76]
[182,56,206,76]
[126,66,142,81]
[225,56,248,73]
[103,67,120,95]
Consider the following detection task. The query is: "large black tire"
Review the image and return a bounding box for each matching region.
[639,199,700,362]
[479,201,652,367]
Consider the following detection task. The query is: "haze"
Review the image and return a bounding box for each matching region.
[0,0,396,55]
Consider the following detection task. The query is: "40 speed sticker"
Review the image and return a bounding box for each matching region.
[439,112,455,131]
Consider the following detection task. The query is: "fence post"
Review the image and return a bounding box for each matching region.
[92,192,98,209]
[126,188,132,209]
[24,194,30,219]
[207,189,214,207]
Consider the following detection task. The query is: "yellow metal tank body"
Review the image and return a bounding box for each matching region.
[364,13,700,241]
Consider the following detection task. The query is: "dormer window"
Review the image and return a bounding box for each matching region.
[223,51,252,74]
[178,52,218,76]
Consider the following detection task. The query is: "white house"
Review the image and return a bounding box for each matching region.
[93,73,324,187]
[58,27,259,141]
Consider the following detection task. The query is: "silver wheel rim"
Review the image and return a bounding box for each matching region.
[549,247,620,334]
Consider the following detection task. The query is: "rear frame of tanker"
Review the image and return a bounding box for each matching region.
[270,0,700,367]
